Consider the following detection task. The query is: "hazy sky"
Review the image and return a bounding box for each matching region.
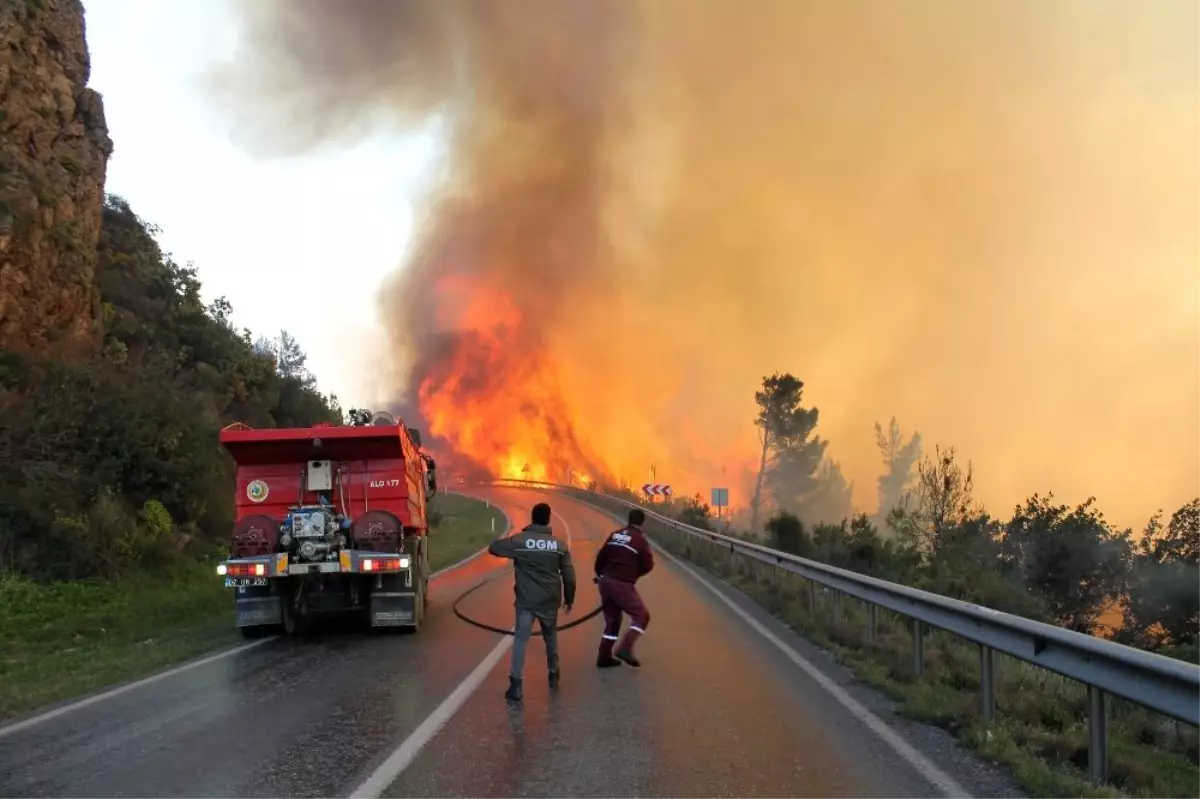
[84,0,435,406]
[84,0,1198,529]
[208,0,1198,528]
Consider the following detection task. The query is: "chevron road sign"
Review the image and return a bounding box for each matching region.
[642,483,672,497]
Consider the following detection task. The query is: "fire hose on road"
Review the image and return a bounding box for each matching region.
[452,569,603,635]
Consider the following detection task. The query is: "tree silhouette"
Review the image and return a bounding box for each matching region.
[749,373,826,533]
[874,417,922,519]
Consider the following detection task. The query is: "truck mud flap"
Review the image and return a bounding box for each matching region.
[370,592,416,627]
[236,595,283,627]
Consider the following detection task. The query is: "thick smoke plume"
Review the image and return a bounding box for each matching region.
[210,0,1198,526]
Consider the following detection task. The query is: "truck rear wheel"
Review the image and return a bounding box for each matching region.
[239,624,277,640]
[401,580,426,634]
[281,592,309,636]
[421,540,431,610]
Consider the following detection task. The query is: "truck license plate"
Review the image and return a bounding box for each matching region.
[225,577,268,588]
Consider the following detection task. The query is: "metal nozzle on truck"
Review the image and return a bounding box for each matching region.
[217,409,437,637]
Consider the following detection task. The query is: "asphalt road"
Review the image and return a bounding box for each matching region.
[0,486,1020,798]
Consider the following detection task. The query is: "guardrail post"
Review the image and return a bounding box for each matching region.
[832,591,843,625]
[980,645,995,721]
[912,619,924,677]
[807,579,817,613]
[865,603,877,644]
[1088,686,1108,785]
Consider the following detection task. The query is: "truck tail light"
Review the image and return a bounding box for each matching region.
[362,557,410,572]
[225,562,266,578]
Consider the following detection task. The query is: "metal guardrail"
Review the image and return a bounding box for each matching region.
[487,478,1200,785]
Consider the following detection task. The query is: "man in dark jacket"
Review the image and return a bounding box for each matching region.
[593,508,654,668]
[488,502,576,702]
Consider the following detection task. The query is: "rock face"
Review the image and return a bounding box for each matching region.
[0,0,111,354]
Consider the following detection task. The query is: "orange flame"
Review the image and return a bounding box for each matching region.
[417,274,608,485]
[414,270,761,497]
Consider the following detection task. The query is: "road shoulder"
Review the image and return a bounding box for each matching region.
[574,497,1025,799]
[660,539,1026,798]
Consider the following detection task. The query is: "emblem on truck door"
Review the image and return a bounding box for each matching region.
[246,480,269,503]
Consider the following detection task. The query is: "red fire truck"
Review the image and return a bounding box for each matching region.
[216,410,437,637]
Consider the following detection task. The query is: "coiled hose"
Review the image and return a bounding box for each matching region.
[452,569,603,635]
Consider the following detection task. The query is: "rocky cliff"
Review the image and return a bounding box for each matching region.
[0,0,111,353]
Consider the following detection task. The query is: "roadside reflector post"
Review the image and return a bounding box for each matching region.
[491,517,495,533]
[1089,685,1108,785]
[980,644,996,721]
[912,618,925,678]
[865,603,877,645]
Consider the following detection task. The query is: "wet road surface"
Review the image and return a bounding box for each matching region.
[0,487,1015,798]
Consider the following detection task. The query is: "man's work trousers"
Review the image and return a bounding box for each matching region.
[510,608,559,680]
[597,576,650,657]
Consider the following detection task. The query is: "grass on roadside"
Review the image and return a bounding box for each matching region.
[0,564,236,721]
[427,491,507,571]
[0,493,504,723]
[575,491,1200,799]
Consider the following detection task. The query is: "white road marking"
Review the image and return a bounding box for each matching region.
[348,636,513,798]
[0,639,272,741]
[428,497,511,577]
[0,495,513,741]
[557,508,573,548]
[579,501,971,799]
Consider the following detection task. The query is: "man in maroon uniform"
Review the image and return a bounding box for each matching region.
[593,508,655,667]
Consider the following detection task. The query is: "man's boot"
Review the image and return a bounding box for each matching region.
[614,648,641,667]
[597,636,622,668]
[615,628,643,667]
[504,677,523,702]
